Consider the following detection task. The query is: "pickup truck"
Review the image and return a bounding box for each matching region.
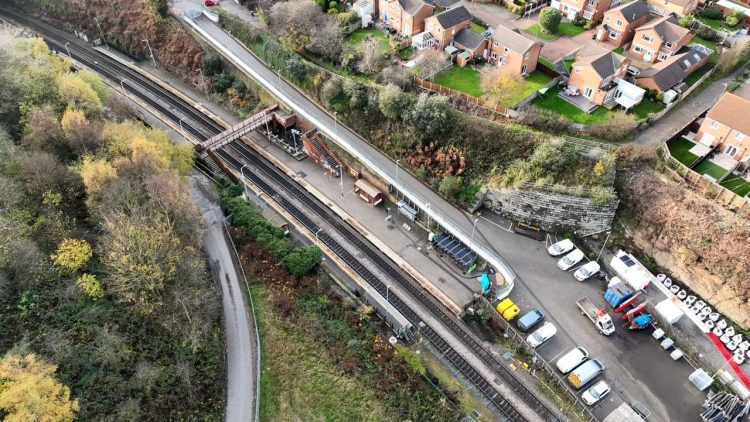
[567,359,605,389]
[577,297,615,336]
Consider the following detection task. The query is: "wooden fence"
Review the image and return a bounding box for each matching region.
[414,76,510,115]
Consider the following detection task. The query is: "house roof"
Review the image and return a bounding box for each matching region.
[398,0,434,15]
[706,92,750,136]
[453,27,485,50]
[663,0,695,8]
[433,5,473,29]
[606,1,650,23]
[637,46,709,90]
[575,43,627,79]
[638,16,690,43]
[492,24,539,54]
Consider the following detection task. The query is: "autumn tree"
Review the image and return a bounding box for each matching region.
[378,83,412,121]
[416,50,448,79]
[57,73,102,116]
[76,273,104,299]
[481,68,525,107]
[51,238,92,274]
[22,105,63,153]
[0,352,79,422]
[61,107,101,155]
[18,151,83,207]
[80,156,117,206]
[357,37,387,74]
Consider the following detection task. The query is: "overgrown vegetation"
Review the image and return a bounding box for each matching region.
[0,29,224,420]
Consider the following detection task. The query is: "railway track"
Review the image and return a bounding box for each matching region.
[1,9,562,421]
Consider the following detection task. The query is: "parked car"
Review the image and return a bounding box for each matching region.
[557,249,584,271]
[567,359,605,389]
[204,0,220,6]
[556,347,589,374]
[574,261,601,281]
[547,239,575,257]
[516,309,545,332]
[582,380,611,405]
[526,322,557,349]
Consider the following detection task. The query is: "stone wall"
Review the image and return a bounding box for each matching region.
[483,187,619,235]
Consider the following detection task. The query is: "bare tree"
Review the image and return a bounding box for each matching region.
[307,19,344,62]
[357,37,388,74]
[480,67,525,106]
[269,0,326,37]
[417,50,448,79]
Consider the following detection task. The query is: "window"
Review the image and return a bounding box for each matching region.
[615,19,623,26]
[710,120,719,129]
[610,31,619,39]
[634,45,643,53]
[725,145,738,157]
[601,76,611,87]
[665,42,673,49]
[588,0,596,5]
[584,87,594,98]
[642,34,653,43]
[491,52,497,59]
[658,53,668,60]
[583,10,593,19]
[521,64,528,75]
[736,132,745,141]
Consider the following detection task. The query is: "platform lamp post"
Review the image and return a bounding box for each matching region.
[336,164,344,198]
[178,117,188,140]
[315,227,324,245]
[93,17,108,50]
[395,159,401,197]
[63,41,71,59]
[195,68,208,97]
[239,164,249,197]
[469,217,479,249]
[142,38,156,67]
[386,284,391,302]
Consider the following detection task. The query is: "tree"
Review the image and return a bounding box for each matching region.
[212,73,233,93]
[539,7,562,34]
[284,56,307,82]
[378,83,412,120]
[481,68,525,107]
[80,156,117,205]
[100,213,182,315]
[21,105,63,153]
[76,273,104,299]
[60,107,101,155]
[405,93,452,137]
[357,37,388,74]
[379,65,412,89]
[280,245,322,277]
[51,238,92,274]
[438,175,463,201]
[18,151,83,207]
[416,50,448,79]
[57,73,102,116]
[717,39,750,75]
[77,69,108,103]
[0,352,79,421]
[307,20,344,62]
[202,53,223,76]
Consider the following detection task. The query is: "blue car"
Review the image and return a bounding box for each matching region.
[517,309,545,332]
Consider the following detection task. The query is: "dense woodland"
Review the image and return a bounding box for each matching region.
[0,29,225,420]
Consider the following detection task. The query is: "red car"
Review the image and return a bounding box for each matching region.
[204,0,220,6]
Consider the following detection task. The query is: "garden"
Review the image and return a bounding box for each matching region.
[525,7,587,40]
[434,65,552,107]
[667,137,750,196]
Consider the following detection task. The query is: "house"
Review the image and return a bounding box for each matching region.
[628,15,692,63]
[595,1,651,47]
[353,0,375,28]
[423,5,474,49]
[567,43,644,108]
[549,0,617,22]
[645,0,698,16]
[452,28,490,65]
[379,0,435,37]
[635,45,710,92]
[489,25,543,76]
[694,91,750,165]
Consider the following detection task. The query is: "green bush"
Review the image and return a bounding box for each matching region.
[329,1,338,10]
[539,7,562,33]
[678,15,695,27]
[280,246,322,278]
[212,73,234,93]
[700,6,724,20]
[202,54,223,76]
[726,11,744,27]
[438,175,463,201]
[696,26,718,41]
[232,79,248,97]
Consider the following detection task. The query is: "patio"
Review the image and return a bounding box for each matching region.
[557,90,598,113]
[709,154,738,173]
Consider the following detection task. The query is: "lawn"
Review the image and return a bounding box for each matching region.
[564,58,574,73]
[532,86,613,124]
[668,137,700,166]
[346,27,390,53]
[398,47,414,60]
[471,21,487,33]
[434,65,483,97]
[684,63,715,86]
[526,22,585,40]
[632,97,665,119]
[720,175,750,197]
[694,159,730,180]
[613,47,625,54]
[538,56,555,69]
[509,71,552,105]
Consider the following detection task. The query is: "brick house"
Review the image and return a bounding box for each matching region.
[635,45,710,92]
[549,0,618,22]
[567,43,636,106]
[489,25,542,76]
[379,0,435,36]
[423,5,474,49]
[628,15,692,63]
[646,0,698,17]
[452,28,490,64]
[595,1,651,47]
[694,92,750,164]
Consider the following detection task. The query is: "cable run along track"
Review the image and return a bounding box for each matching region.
[1,9,561,421]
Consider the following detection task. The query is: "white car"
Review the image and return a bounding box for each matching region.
[558,249,584,271]
[526,322,557,349]
[574,261,601,281]
[582,380,611,405]
[547,239,575,257]
[556,347,589,374]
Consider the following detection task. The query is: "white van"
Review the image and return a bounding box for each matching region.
[556,347,589,374]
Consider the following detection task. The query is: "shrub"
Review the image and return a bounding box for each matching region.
[76,273,105,299]
[726,11,744,27]
[202,54,223,76]
[329,1,337,10]
[509,4,524,15]
[232,80,248,97]
[438,175,463,200]
[280,246,322,277]
[285,56,308,82]
[212,73,234,93]
[678,15,695,27]
[700,6,724,20]
[572,18,586,27]
[696,26,718,41]
[583,20,597,30]
[539,7,562,34]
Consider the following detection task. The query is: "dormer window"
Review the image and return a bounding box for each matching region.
[642,34,653,43]
[588,0,596,5]
[665,41,673,48]
[615,19,623,26]
[710,120,719,129]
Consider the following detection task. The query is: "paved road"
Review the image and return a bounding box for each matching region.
[189,176,258,422]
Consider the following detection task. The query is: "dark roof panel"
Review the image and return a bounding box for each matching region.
[434,5,473,29]
[453,27,485,50]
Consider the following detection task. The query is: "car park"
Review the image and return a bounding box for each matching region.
[516,309,545,332]
[526,322,557,349]
[557,249,584,271]
[547,239,575,257]
[574,261,601,281]
[582,380,611,405]
[555,347,589,374]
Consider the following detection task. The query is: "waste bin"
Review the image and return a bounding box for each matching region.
[660,337,674,350]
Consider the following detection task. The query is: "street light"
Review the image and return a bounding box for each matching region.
[386,285,391,302]
[337,164,344,198]
[395,159,401,197]
[142,38,156,67]
[93,17,108,50]
[195,68,208,97]
[63,41,71,58]
[469,217,479,248]
[315,228,324,245]
[240,164,249,197]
